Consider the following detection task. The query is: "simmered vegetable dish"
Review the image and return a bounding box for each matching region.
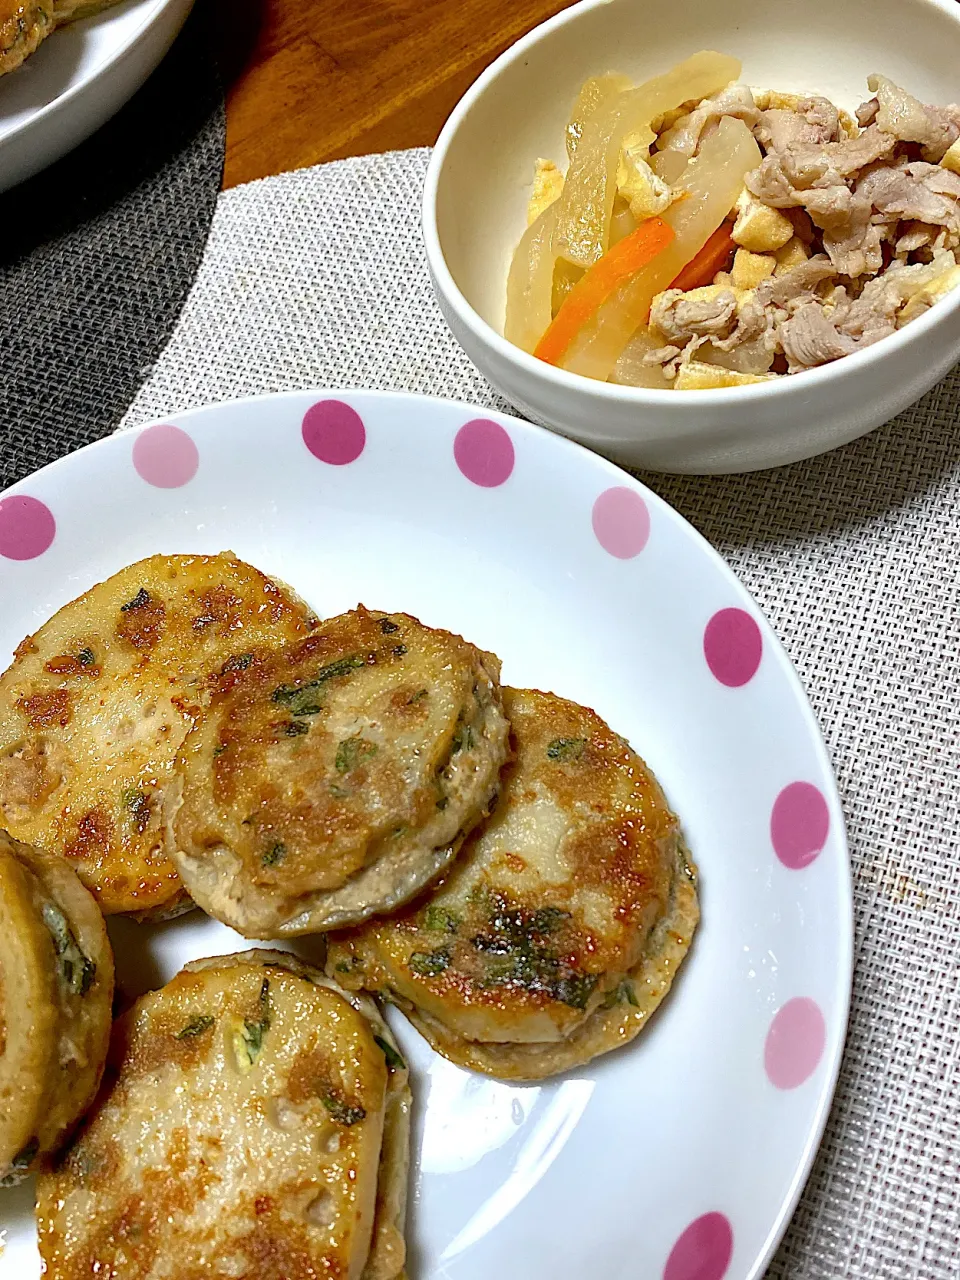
[506,53,960,388]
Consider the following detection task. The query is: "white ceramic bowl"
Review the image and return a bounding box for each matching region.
[422,0,960,474]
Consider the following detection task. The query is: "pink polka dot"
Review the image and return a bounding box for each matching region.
[663,1213,734,1280]
[0,495,56,560]
[771,782,830,869]
[454,419,515,487]
[765,997,826,1089]
[302,400,366,465]
[703,608,762,687]
[591,487,650,559]
[132,423,199,488]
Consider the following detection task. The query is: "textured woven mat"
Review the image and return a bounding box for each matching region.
[119,148,960,1279]
[0,2,225,492]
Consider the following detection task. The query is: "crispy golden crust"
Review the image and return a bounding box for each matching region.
[406,846,698,1080]
[171,608,509,936]
[0,554,317,916]
[36,950,410,1280]
[0,830,113,1182]
[328,688,699,1080]
[0,0,53,76]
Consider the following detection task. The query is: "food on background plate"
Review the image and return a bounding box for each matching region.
[327,688,698,1082]
[0,0,122,78]
[51,0,121,19]
[506,54,960,387]
[171,607,510,937]
[0,830,113,1185]
[0,554,317,919]
[36,950,411,1280]
[0,0,52,75]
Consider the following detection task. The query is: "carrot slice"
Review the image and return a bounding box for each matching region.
[668,223,736,293]
[534,217,674,366]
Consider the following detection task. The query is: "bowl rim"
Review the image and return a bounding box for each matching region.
[422,0,960,408]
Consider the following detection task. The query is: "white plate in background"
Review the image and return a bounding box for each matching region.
[0,391,851,1279]
[0,0,194,192]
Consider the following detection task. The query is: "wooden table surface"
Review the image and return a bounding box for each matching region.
[212,0,571,189]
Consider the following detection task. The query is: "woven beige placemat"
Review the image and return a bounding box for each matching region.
[120,148,960,1280]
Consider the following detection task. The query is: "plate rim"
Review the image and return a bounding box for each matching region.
[0,387,854,1280]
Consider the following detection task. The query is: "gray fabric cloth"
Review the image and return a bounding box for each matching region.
[0,1,225,491]
[119,148,960,1278]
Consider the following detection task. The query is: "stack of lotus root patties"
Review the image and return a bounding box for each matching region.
[0,552,699,1277]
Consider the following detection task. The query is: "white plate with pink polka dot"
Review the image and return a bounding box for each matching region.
[0,390,850,1280]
